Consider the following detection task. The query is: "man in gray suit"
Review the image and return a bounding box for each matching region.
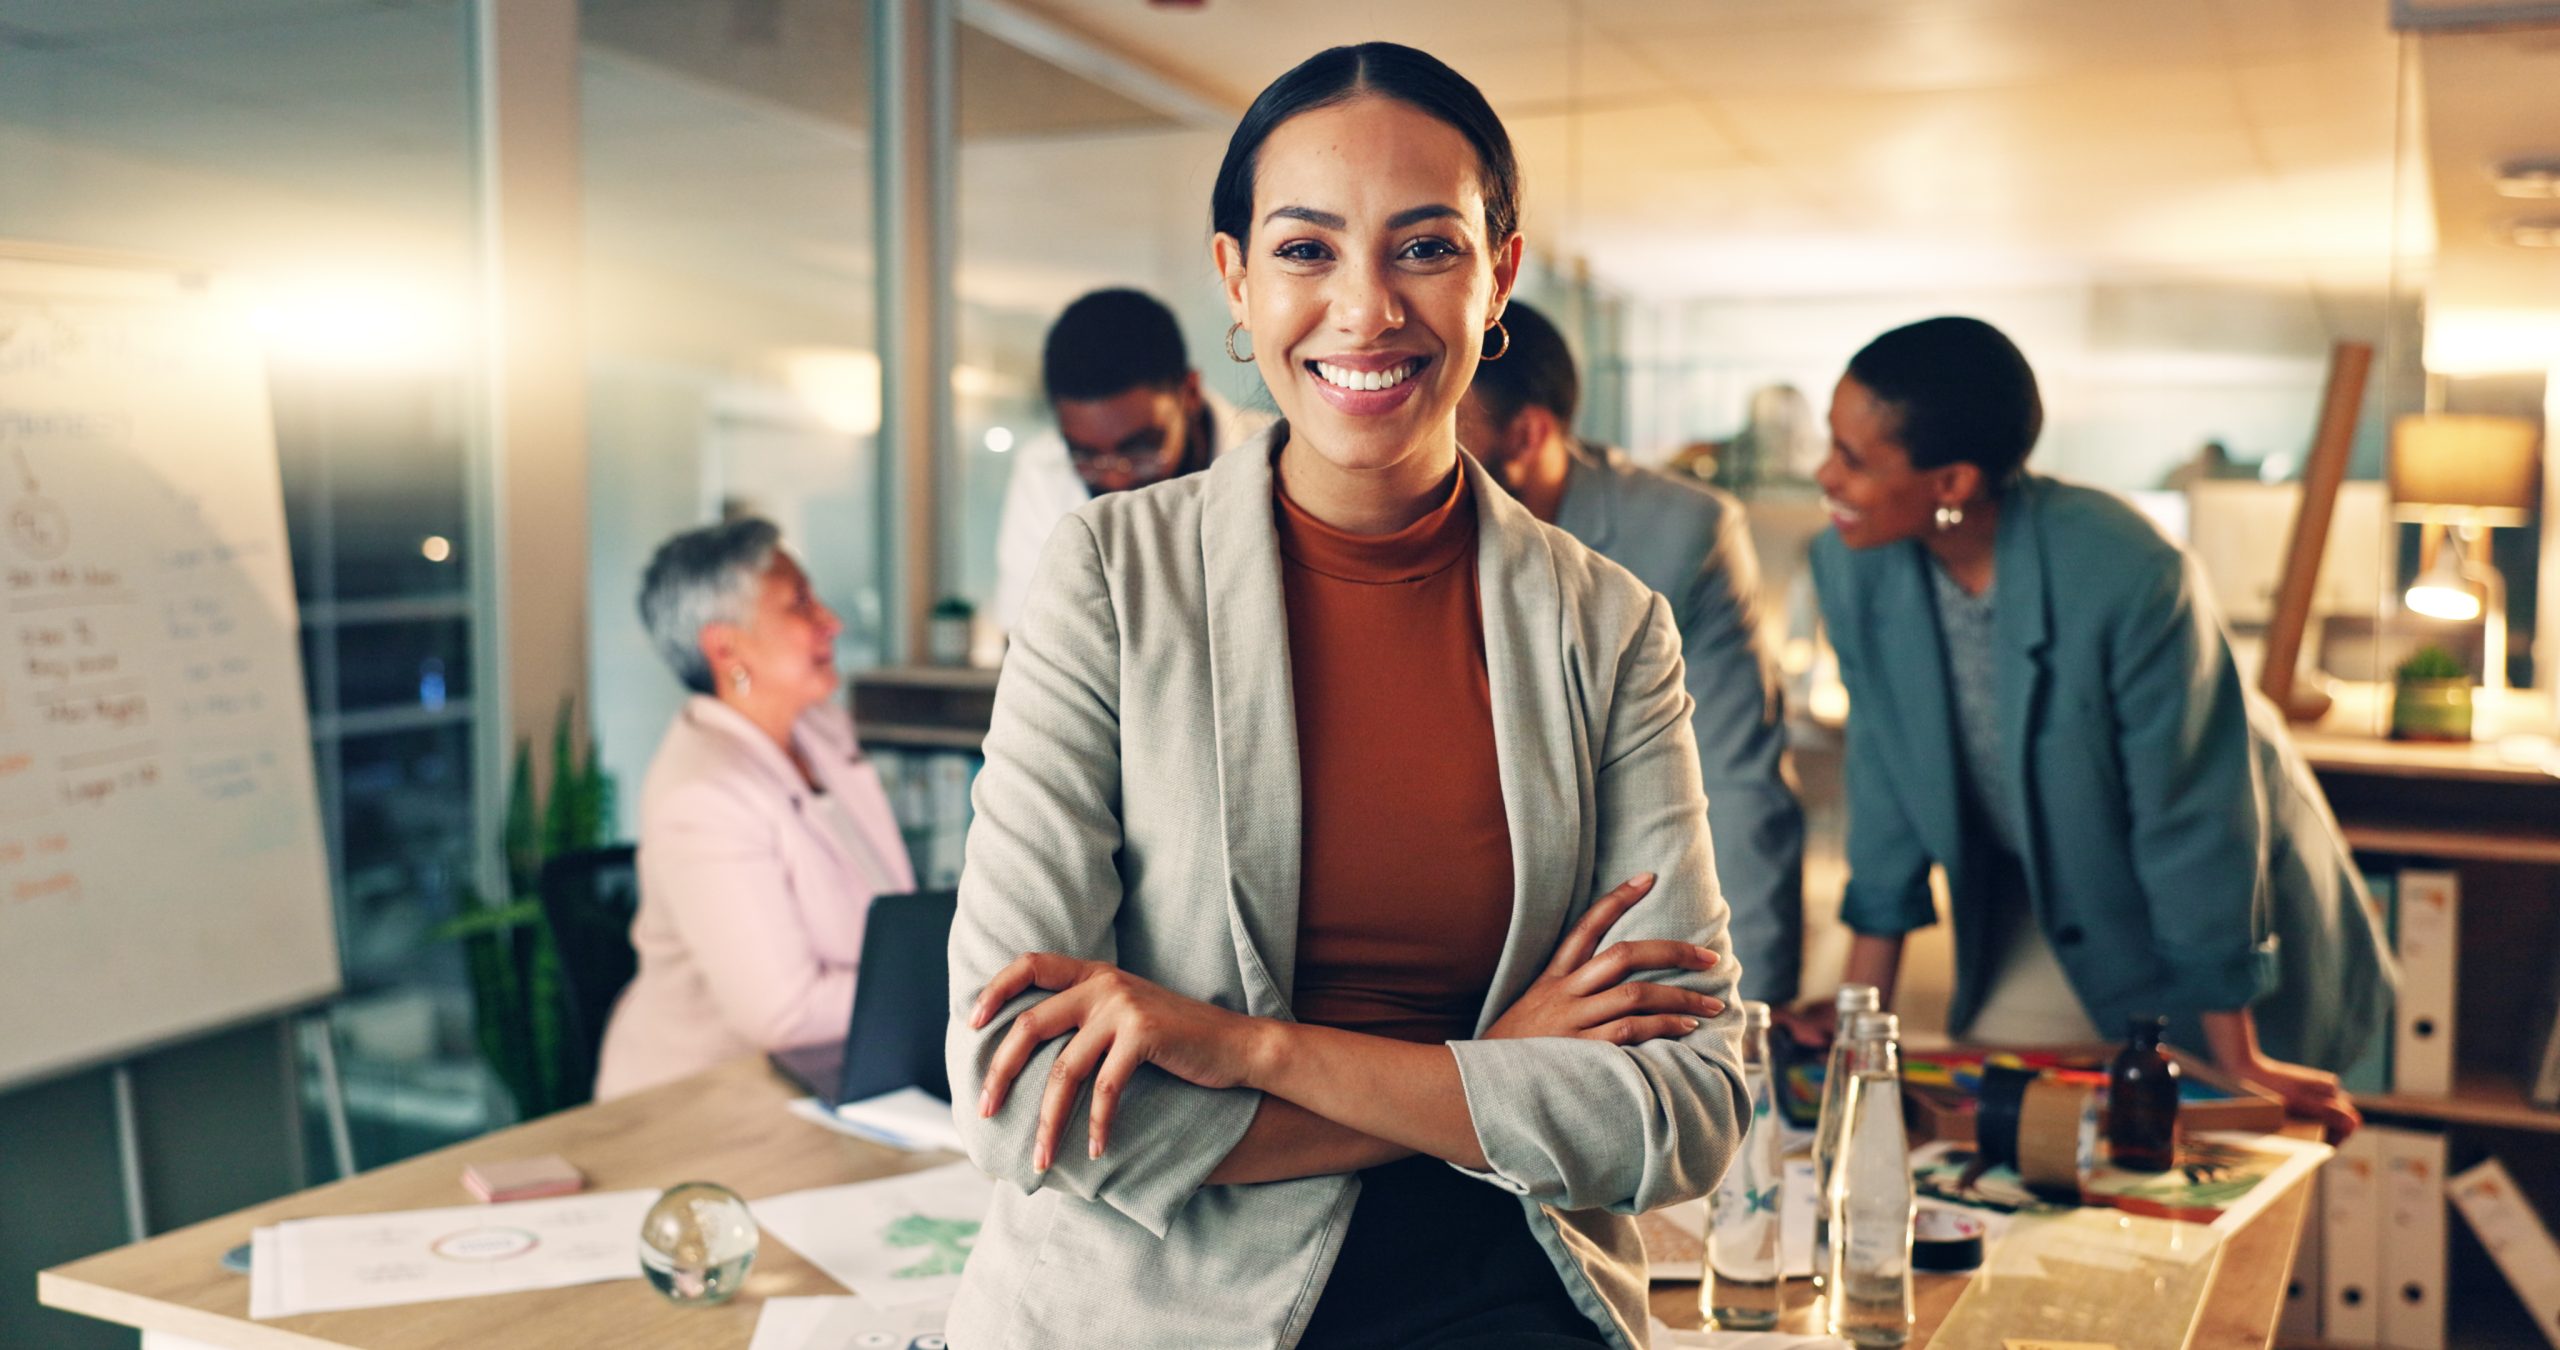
[1459,301,1807,1003]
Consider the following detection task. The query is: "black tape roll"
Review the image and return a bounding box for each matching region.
[1913,1208,1988,1272]
[1975,1062,2038,1170]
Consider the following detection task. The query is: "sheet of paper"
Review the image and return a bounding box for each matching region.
[786,1089,965,1154]
[752,1162,990,1308]
[749,1295,950,1350]
[247,1190,657,1319]
[1645,1319,1848,1349]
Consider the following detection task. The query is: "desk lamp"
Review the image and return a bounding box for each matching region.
[2389,413,2541,696]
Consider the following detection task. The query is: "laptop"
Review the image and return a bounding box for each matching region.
[770,889,958,1108]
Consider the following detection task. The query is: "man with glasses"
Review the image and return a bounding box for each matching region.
[990,288,1268,635]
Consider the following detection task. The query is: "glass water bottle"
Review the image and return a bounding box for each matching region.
[1827,1011,1914,1348]
[1811,982,1882,1292]
[1706,1000,1783,1329]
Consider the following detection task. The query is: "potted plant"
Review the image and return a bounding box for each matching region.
[432,699,615,1121]
[2391,644,2473,742]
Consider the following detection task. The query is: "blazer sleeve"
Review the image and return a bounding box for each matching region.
[1675,502,1806,1004]
[1813,547,1937,937]
[945,514,1262,1239]
[2107,551,2275,1015]
[1445,592,1751,1214]
[643,781,856,1050]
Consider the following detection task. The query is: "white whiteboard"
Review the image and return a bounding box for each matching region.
[0,253,339,1090]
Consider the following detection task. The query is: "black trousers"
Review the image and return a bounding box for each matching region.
[1295,1155,1608,1350]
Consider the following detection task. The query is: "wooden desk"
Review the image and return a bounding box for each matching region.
[1647,1149,2317,1347]
[40,1057,941,1349]
[46,1055,2316,1348]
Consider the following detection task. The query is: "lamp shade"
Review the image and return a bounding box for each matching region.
[2389,414,2540,523]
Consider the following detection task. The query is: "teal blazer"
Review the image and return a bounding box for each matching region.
[1810,475,2393,1069]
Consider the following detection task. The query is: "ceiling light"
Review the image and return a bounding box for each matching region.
[2492,159,2560,199]
[2405,542,2481,622]
[2506,217,2560,248]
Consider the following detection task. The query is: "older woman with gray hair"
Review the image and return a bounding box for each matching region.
[593,517,914,1100]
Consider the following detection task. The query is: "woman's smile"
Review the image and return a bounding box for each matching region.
[1305,353,1432,414]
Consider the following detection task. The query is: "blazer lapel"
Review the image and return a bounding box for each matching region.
[1199,433,1305,1017]
[1468,455,1586,1030]
[1993,481,2052,854]
[1869,546,1964,864]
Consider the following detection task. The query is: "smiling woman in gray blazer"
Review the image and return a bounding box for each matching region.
[945,43,1748,1350]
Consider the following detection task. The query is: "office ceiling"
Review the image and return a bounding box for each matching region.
[4,0,2554,358]
[1008,0,2423,304]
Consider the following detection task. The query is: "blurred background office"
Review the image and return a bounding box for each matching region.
[3,2,2557,1347]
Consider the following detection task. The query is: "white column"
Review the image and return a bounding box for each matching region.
[874,0,957,664]
[2541,368,2559,704]
[472,0,586,854]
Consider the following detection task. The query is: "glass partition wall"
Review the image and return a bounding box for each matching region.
[0,0,492,1170]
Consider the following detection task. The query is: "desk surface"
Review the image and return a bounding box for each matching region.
[40,1057,937,1349]
[45,1058,2314,1348]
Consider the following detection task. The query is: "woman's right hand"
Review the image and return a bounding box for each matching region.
[1485,873,1724,1045]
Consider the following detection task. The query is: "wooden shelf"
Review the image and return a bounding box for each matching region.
[2361,1068,2560,1135]
[2341,822,2560,866]
[853,663,999,692]
[857,722,985,753]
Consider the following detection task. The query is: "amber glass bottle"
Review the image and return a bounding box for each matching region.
[2107,1014,2181,1173]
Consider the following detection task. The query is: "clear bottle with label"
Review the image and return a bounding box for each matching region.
[1705,1000,1783,1329]
[1828,1011,1914,1347]
[1811,982,1882,1292]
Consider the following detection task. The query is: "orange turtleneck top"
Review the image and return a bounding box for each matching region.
[1275,461,1515,1045]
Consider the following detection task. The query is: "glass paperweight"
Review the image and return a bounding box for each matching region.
[639,1181,760,1306]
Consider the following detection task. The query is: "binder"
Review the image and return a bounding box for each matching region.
[2446,1158,2560,1350]
[2321,1127,2384,1346]
[2375,1126,2447,1350]
[2522,929,2560,1109]
[2392,869,2459,1095]
[2278,1166,2325,1346]
[2342,872,2395,1097]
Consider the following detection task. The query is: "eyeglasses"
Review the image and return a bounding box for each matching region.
[1067,443,1171,479]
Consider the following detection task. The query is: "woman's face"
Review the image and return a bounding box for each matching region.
[1216,95,1521,483]
[1816,374,1961,550]
[712,551,842,713]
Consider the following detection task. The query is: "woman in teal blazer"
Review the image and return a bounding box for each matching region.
[1808,317,2391,1138]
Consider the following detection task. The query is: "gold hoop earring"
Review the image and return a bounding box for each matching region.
[1225,322,1254,364]
[1481,320,1510,362]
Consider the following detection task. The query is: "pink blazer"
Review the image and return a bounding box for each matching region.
[594,695,915,1100]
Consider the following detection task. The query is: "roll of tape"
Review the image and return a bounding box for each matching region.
[1912,1207,1988,1272]
[2016,1078,2097,1200]
[1975,1062,2039,1170]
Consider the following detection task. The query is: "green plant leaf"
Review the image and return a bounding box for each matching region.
[2395,643,2467,682]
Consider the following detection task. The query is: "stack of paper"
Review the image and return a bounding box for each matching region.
[247,1190,659,1319]
[751,1161,991,1310]
[751,1296,951,1350]
[785,1087,967,1154]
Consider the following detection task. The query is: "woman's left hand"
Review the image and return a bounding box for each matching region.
[969,953,1267,1171]
[2226,1052,2360,1143]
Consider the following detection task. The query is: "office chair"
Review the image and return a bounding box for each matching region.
[537,844,639,1106]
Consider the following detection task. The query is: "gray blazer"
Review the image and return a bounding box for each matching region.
[946,432,1748,1349]
[1556,442,1806,1004]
